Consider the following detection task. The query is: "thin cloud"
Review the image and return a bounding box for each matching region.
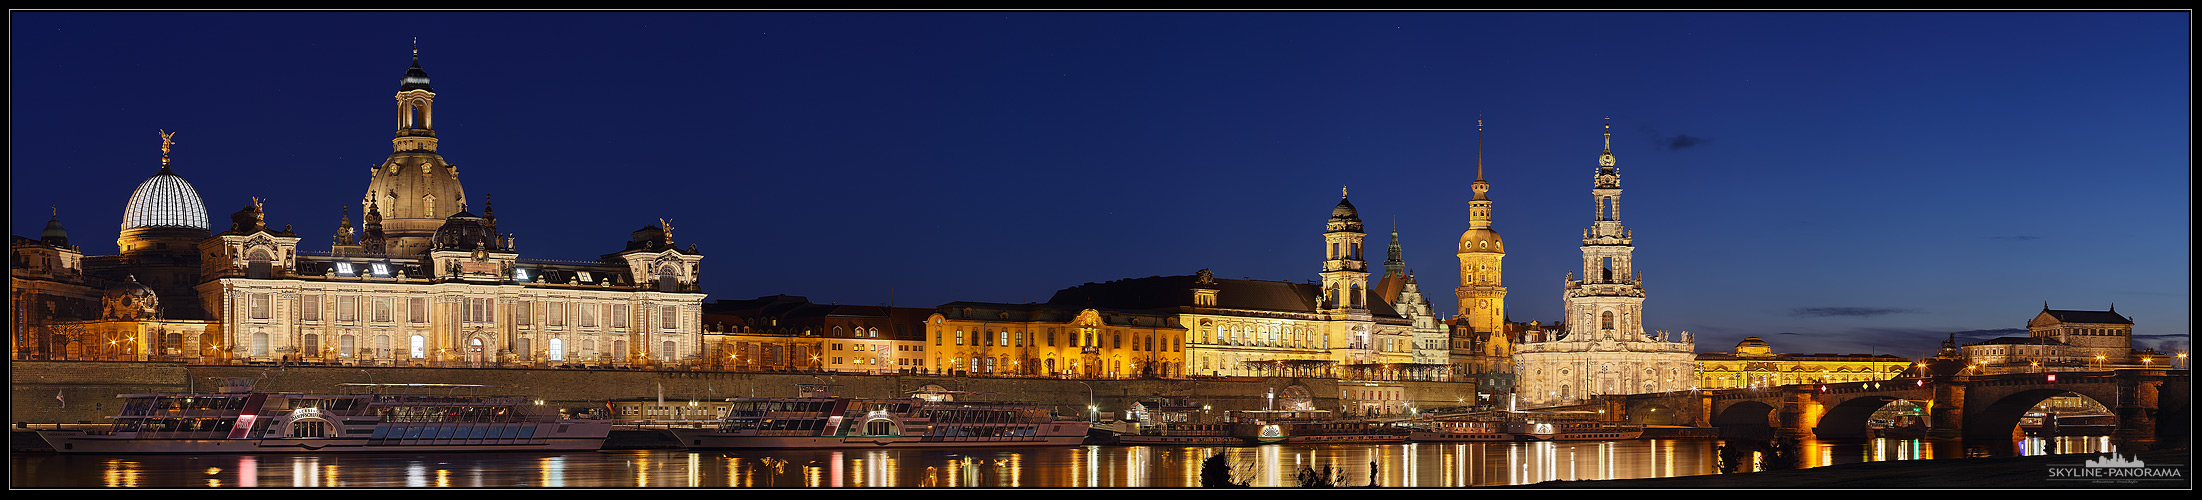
[1662,134,1714,150]
[1790,307,1921,318]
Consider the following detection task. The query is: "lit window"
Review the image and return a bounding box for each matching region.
[335,262,355,275]
[514,268,530,281]
[577,271,593,283]
[370,263,389,276]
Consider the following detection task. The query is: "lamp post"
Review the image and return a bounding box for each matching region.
[1076,380,1095,422]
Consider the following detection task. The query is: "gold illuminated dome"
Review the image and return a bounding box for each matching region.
[1736,337,1773,357]
[120,166,209,231]
[1458,228,1503,254]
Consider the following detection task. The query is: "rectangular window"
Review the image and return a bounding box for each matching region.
[577,271,593,283]
[580,302,596,327]
[370,263,389,277]
[335,262,355,276]
[516,301,532,326]
[374,298,391,322]
[409,335,425,359]
[613,304,628,328]
[304,334,320,355]
[410,297,427,323]
[548,302,565,326]
[661,305,677,331]
[956,330,964,346]
[340,296,357,322]
[250,293,270,319]
[301,295,321,321]
[340,335,355,357]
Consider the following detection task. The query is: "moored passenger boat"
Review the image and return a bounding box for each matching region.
[1503,410,1643,441]
[666,387,1087,449]
[1407,418,1512,442]
[1228,409,1407,445]
[37,378,611,454]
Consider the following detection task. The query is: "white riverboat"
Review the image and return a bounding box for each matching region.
[37,378,611,454]
[1503,410,1643,441]
[666,387,1087,449]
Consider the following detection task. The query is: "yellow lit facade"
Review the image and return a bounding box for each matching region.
[927,303,1185,378]
[1695,337,1909,389]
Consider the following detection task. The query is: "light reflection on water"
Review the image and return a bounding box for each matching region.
[12,436,2120,488]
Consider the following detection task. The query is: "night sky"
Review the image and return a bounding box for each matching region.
[11,12,2190,358]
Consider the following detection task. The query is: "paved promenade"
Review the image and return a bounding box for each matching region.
[1514,447,2190,489]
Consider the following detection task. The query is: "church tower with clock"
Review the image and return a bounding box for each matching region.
[1456,120,1508,333]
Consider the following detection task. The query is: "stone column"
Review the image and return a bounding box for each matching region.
[2112,372,2161,451]
[1928,378,1964,440]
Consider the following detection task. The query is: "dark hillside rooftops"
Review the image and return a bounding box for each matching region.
[1045,274,1405,320]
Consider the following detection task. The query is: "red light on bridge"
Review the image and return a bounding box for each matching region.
[2046,374,2057,383]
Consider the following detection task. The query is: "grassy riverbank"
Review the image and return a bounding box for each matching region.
[1512,447,2190,489]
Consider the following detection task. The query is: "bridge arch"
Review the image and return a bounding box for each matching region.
[1811,395,1914,440]
[1962,389,2105,443]
[1712,400,1777,441]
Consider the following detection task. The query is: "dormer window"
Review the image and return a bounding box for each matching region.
[513,268,530,282]
[370,263,390,277]
[577,271,593,283]
[335,262,355,276]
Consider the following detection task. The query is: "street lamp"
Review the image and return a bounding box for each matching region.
[1076,380,1095,422]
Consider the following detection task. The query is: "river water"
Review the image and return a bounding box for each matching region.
[10,435,2115,488]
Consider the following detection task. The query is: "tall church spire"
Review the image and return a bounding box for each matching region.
[1456,119,1507,332]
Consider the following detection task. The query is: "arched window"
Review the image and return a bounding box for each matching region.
[409,335,425,359]
[1601,311,1616,330]
[252,332,270,357]
[663,340,677,361]
[246,249,273,279]
[658,264,679,292]
[549,338,564,361]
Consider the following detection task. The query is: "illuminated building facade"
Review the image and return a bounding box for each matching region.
[700,295,931,373]
[1046,193,1422,379]
[16,50,708,367]
[1695,337,1910,389]
[1961,305,2160,374]
[925,302,1185,378]
[1515,123,1695,406]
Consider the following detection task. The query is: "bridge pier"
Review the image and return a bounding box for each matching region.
[1928,377,1965,440]
[2111,372,2161,451]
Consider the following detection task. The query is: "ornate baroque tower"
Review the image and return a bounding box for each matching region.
[1513,121,1693,406]
[363,44,468,257]
[1457,120,1507,334]
[1564,121,1645,340]
[1320,188,1371,316]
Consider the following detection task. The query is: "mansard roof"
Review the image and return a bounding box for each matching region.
[2039,309,2133,325]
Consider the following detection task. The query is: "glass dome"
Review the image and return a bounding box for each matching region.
[120,168,209,231]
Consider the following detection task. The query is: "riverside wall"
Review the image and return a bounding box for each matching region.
[9,361,1479,424]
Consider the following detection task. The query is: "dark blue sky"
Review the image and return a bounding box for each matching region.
[11,12,2190,358]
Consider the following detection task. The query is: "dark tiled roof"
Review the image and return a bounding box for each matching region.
[2043,309,2133,325]
[1968,336,2067,346]
[1045,274,1404,320]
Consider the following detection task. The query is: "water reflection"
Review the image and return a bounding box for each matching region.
[14,436,2131,488]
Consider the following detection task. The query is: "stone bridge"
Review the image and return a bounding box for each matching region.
[1593,369,2189,450]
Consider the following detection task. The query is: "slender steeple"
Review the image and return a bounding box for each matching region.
[1384,229,1405,277]
[1457,118,1508,331]
[334,206,355,246]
